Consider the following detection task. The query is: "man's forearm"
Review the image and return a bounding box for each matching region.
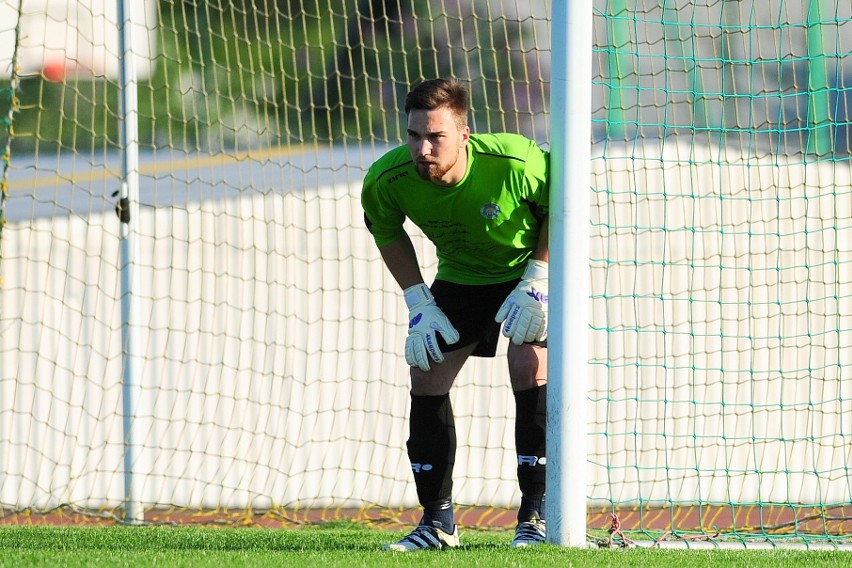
[531,216,549,262]
[378,234,425,290]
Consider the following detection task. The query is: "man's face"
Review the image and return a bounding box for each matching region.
[406,107,470,186]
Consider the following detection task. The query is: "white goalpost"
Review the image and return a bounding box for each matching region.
[1,0,851,550]
[547,0,592,547]
[117,0,144,525]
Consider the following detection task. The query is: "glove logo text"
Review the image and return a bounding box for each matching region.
[526,289,548,303]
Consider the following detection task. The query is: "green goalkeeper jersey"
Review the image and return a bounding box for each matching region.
[361,132,550,285]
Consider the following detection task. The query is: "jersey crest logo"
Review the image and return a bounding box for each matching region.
[480,202,501,219]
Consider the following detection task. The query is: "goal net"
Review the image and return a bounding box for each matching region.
[1,0,850,547]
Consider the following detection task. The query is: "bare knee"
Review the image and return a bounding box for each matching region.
[508,344,547,391]
[410,344,477,396]
[410,367,455,396]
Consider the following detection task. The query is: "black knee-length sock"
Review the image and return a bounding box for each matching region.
[514,384,547,521]
[407,393,456,529]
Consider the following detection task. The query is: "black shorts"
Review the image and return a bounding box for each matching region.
[430,279,547,358]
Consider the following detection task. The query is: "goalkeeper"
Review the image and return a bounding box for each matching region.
[361,78,550,551]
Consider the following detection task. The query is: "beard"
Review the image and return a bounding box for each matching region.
[415,150,460,184]
[415,160,450,182]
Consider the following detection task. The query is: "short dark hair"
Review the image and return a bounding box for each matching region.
[404,78,469,128]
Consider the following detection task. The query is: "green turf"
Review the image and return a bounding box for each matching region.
[0,524,850,567]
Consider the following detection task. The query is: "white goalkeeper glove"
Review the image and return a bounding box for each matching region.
[403,283,460,372]
[495,259,548,345]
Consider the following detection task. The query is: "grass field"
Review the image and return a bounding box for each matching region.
[1,524,850,567]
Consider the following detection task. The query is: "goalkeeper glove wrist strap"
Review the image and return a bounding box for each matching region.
[404,283,433,308]
[523,259,548,280]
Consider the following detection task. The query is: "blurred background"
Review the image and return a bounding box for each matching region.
[2,0,850,155]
